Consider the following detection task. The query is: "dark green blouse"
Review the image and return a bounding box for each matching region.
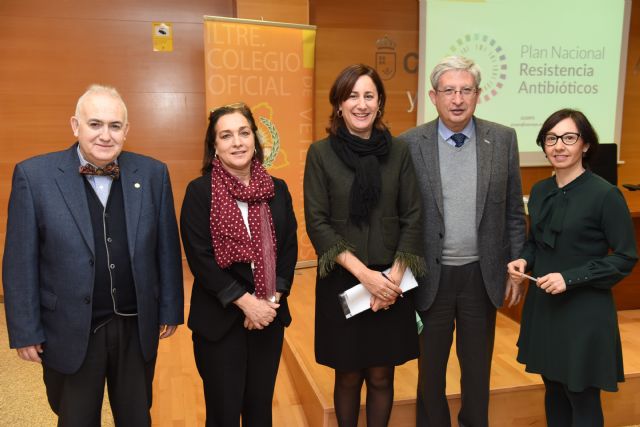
[517,171,638,391]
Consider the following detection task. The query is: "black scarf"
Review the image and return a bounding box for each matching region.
[329,126,392,225]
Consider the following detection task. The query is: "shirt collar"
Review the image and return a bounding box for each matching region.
[437,118,475,142]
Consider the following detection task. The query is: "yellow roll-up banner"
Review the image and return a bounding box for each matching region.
[204,16,317,265]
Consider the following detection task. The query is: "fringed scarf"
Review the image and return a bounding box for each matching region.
[329,126,391,225]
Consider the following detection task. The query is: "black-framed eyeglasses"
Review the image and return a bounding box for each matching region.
[436,87,477,98]
[543,132,581,146]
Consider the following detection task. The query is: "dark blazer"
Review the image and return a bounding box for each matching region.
[180,174,298,342]
[2,144,184,374]
[399,118,526,310]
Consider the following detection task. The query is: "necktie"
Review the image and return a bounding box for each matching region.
[451,133,466,148]
[79,162,120,179]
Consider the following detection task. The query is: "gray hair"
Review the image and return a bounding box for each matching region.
[75,84,128,123]
[430,56,482,89]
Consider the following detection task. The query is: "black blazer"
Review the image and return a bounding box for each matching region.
[180,174,298,342]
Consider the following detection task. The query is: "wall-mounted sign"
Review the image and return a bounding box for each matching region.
[152,22,173,52]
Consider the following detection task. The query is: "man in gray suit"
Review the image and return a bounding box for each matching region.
[399,56,526,427]
[2,84,183,426]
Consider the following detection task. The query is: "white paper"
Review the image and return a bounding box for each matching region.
[338,268,418,319]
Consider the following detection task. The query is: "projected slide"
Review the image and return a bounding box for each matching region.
[418,0,630,165]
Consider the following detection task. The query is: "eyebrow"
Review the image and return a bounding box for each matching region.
[87,118,124,125]
[219,126,251,133]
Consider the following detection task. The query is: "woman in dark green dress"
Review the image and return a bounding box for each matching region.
[508,109,638,427]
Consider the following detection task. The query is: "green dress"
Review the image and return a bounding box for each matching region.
[517,171,638,392]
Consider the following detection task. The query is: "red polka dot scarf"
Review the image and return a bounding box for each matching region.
[210,158,277,300]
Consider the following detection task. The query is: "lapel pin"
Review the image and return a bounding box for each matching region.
[134,183,141,189]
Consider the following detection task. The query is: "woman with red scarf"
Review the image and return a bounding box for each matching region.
[180,103,298,427]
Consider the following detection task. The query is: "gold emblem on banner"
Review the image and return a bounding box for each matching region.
[251,102,288,170]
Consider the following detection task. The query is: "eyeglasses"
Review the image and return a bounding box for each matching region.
[435,87,477,98]
[543,132,581,146]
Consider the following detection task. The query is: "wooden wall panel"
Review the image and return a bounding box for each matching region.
[313,1,416,31]
[0,0,223,22]
[311,0,419,142]
[520,166,553,195]
[0,0,234,294]
[236,0,308,24]
[0,26,211,102]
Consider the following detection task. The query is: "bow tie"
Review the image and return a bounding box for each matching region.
[79,162,120,179]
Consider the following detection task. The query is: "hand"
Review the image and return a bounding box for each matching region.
[358,268,402,303]
[235,293,279,330]
[17,344,43,363]
[504,276,524,307]
[159,324,178,339]
[387,263,406,289]
[507,259,528,285]
[370,296,392,312]
[244,316,254,330]
[537,273,567,294]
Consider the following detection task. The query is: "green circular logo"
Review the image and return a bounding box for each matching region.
[449,34,507,104]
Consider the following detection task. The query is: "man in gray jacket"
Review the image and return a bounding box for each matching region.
[399,56,526,427]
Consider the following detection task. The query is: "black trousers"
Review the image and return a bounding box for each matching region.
[543,376,604,427]
[42,315,156,427]
[416,262,496,427]
[193,318,285,427]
